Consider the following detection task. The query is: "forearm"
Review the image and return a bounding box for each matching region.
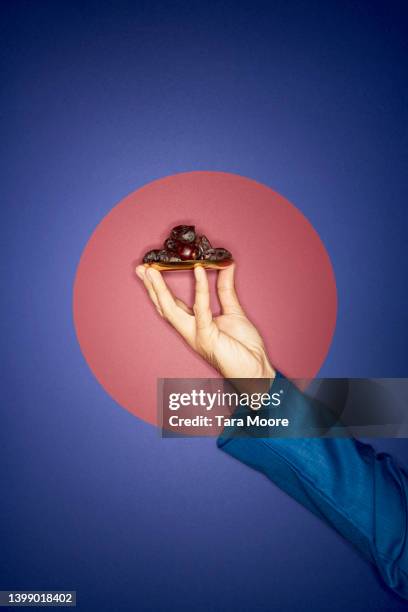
[217,375,408,599]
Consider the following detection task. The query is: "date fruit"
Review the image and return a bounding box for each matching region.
[164,238,178,251]
[177,243,200,260]
[142,224,232,267]
[143,249,160,263]
[203,248,232,261]
[171,225,196,244]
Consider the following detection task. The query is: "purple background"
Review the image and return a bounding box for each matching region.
[1,1,408,610]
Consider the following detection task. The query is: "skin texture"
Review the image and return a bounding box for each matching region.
[135,263,275,387]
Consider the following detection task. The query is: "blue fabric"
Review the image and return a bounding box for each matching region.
[217,374,408,599]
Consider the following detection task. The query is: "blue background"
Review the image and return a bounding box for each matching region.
[1,1,408,610]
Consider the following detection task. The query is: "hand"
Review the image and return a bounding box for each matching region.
[135,263,275,384]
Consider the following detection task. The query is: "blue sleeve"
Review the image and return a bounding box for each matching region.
[217,374,408,599]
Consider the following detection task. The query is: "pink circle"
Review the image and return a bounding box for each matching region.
[73,172,337,425]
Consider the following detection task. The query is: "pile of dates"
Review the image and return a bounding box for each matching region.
[143,225,232,263]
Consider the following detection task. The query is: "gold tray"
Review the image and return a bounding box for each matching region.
[141,259,234,272]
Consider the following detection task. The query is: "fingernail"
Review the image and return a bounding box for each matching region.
[146,268,153,281]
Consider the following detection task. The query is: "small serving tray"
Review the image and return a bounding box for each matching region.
[141,259,234,272]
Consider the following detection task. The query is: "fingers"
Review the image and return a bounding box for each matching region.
[136,265,163,316]
[136,266,194,342]
[175,298,193,315]
[217,263,245,315]
[193,266,213,331]
[146,268,179,320]
[136,266,192,315]
[137,264,217,349]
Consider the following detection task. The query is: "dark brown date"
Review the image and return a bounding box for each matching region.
[143,249,160,263]
[195,234,212,255]
[171,225,196,244]
[142,225,232,266]
[203,248,232,261]
[164,238,178,251]
[177,243,200,261]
